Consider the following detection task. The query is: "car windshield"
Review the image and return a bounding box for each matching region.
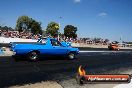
[37,38,47,44]
[51,39,62,46]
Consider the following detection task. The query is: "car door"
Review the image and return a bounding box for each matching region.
[50,39,68,55]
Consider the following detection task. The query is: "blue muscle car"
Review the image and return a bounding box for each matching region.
[11,38,79,61]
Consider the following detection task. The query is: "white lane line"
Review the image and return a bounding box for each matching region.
[79,51,131,53]
[113,79,132,88]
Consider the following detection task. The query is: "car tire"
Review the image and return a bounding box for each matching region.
[27,51,39,61]
[68,52,75,60]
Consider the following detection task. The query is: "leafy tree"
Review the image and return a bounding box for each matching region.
[0,26,14,31]
[16,15,42,34]
[93,38,102,43]
[104,39,109,43]
[42,30,47,37]
[30,19,42,35]
[16,15,31,32]
[64,25,77,39]
[46,22,59,37]
[126,42,132,44]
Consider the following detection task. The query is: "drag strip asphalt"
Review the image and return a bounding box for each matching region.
[0,50,132,88]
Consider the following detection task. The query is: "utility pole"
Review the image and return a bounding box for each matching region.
[58,16,62,41]
[120,35,123,46]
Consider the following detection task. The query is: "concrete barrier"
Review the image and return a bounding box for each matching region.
[0,37,37,43]
[0,37,37,47]
[71,43,80,47]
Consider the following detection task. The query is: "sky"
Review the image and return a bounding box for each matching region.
[0,0,132,41]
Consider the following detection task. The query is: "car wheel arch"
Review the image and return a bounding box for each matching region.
[27,50,40,55]
[68,51,76,54]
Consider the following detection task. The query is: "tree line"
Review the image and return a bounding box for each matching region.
[16,15,78,39]
[0,26,14,31]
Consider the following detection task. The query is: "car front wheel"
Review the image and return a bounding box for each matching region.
[68,52,75,60]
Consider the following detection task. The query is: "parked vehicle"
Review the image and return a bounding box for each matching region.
[11,38,79,61]
[108,43,119,50]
